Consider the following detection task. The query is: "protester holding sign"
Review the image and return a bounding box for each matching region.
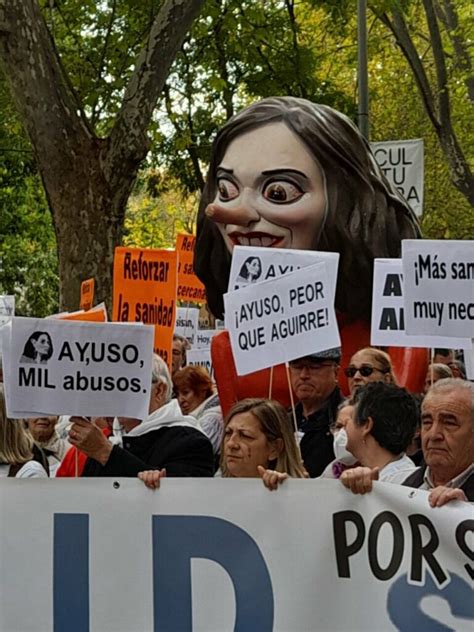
[0,385,48,478]
[288,348,342,478]
[73,354,214,478]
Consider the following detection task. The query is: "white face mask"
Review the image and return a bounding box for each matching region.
[333,429,357,465]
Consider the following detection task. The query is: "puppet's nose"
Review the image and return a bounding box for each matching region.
[205,202,260,227]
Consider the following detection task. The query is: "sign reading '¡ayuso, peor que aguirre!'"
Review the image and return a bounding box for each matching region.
[2,317,154,420]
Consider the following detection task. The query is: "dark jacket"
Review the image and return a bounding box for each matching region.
[295,387,342,478]
[402,465,474,501]
[82,400,214,478]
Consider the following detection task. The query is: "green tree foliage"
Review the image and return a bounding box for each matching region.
[0,75,59,316]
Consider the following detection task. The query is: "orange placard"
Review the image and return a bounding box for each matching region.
[80,278,95,311]
[60,303,107,322]
[113,247,177,367]
[176,233,206,304]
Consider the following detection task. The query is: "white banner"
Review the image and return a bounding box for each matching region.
[371,259,472,350]
[227,245,339,302]
[224,262,340,375]
[2,317,154,419]
[174,307,200,345]
[0,479,472,632]
[402,240,474,338]
[186,347,213,377]
[195,329,219,349]
[371,139,424,216]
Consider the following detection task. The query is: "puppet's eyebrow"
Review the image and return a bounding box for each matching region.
[261,168,309,180]
[217,167,233,175]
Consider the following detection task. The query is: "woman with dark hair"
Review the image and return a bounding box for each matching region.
[262,382,417,491]
[234,256,262,289]
[19,331,53,364]
[195,96,420,322]
[173,366,223,453]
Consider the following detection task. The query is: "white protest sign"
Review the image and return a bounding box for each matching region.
[195,329,219,348]
[464,341,474,380]
[371,139,424,216]
[371,258,472,350]
[2,317,154,419]
[0,295,15,326]
[228,245,339,299]
[402,240,474,338]
[174,307,200,345]
[224,262,340,375]
[186,347,213,377]
[1,479,472,632]
[0,295,15,356]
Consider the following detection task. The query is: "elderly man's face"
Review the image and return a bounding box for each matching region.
[421,388,474,479]
[289,358,338,412]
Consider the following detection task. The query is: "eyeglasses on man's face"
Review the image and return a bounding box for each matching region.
[289,360,335,374]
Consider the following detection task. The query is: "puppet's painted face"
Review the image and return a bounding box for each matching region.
[206,122,327,252]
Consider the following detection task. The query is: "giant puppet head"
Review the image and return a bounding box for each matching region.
[195,96,421,321]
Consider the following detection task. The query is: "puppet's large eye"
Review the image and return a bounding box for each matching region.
[263,181,303,203]
[217,179,239,201]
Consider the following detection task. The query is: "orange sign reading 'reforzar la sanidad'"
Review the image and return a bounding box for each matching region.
[176,233,206,304]
[113,247,177,366]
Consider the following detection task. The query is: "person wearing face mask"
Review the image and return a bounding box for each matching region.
[261,383,418,490]
[320,401,359,479]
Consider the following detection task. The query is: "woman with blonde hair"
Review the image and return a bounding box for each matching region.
[0,385,49,478]
[344,347,396,396]
[221,398,306,479]
[139,397,306,488]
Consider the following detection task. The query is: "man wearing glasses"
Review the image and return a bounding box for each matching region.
[288,348,342,477]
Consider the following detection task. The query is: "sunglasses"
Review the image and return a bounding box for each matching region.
[344,365,387,378]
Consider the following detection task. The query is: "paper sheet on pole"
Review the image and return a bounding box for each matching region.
[2,317,154,419]
[174,307,200,345]
[402,240,474,338]
[371,139,424,216]
[224,261,340,375]
[227,246,339,300]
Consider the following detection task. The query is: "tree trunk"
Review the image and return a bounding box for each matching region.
[0,0,206,311]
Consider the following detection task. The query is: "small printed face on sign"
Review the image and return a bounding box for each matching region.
[19,331,54,365]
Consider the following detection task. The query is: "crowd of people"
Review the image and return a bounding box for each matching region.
[1,342,472,509]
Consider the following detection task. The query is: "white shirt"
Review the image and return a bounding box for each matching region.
[379,454,416,484]
[0,461,48,478]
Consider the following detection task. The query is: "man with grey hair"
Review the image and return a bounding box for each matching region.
[341,379,474,505]
[69,354,214,477]
[402,378,474,503]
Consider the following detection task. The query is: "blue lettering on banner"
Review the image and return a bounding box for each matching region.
[54,514,90,632]
[152,515,274,632]
[387,573,474,631]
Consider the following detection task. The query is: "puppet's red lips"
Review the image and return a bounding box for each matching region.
[228,233,284,247]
